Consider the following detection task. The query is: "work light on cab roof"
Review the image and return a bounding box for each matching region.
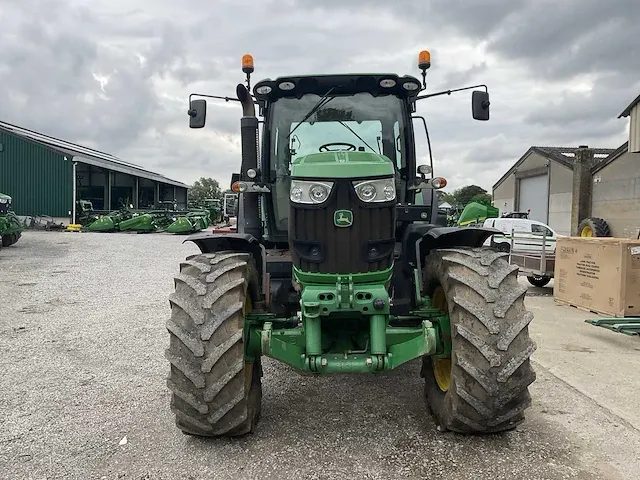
[171,48,536,441]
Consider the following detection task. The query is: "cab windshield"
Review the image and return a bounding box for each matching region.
[268,92,408,230]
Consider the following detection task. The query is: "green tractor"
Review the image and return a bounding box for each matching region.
[202,198,221,224]
[165,51,536,437]
[0,193,23,248]
[75,199,100,227]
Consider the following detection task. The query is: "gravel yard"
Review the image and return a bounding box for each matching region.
[1,231,639,480]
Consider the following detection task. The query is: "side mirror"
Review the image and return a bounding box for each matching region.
[472,91,490,121]
[188,99,207,128]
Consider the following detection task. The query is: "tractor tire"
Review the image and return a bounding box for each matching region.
[421,247,537,434]
[577,217,611,237]
[527,275,551,288]
[1,233,18,247]
[494,241,510,253]
[165,251,262,437]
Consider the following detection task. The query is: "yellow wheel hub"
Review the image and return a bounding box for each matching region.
[433,358,452,392]
[431,286,451,392]
[580,225,593,237]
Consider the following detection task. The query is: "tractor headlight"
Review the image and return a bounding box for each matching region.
[290,180,334,204]
[352,178,396,203]
[0,198,6,204]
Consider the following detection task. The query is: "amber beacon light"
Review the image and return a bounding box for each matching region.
[242,54,254,74]
[418,50,431,70]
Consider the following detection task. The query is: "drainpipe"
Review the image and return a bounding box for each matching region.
[546,161,551,225]
[72,161,78,224]
[107,171,112,210]
[135,177,139,209]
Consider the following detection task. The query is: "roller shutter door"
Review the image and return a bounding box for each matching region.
[518,175,548,223]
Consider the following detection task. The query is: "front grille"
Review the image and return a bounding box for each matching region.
[289,179,395,274]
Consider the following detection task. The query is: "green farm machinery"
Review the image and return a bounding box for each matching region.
[165,51,537,437]
[202,198,222,224]
[84,203,209,234]
[585,318,640,336]
[457,201,499,226]
[0,193,23,248]
[75,200,100,227]
[166,209,211,234]
[85,207,134,232]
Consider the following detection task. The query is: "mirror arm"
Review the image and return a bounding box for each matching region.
[188,93,259,105]
[416,84,488,101]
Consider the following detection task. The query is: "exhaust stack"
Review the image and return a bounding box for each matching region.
[236,83,261,240]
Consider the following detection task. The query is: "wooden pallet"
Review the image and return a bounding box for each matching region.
[554,298,625,318]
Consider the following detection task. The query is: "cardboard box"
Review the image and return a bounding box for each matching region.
[553,237,640,317]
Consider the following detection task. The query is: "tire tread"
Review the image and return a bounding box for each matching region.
[422,247,537,433]
[165,251,261,437]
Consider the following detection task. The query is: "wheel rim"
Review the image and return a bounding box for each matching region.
[580,225,593,237]
[431,286,452,392]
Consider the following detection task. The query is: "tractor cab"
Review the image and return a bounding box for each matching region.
[0,193,11,214]
[250,73,438,242]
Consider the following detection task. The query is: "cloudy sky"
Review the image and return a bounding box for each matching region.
[2,0,639,193]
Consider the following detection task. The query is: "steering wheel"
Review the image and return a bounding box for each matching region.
[319,142,357,152]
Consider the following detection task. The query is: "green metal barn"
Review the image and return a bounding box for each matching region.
[0,120,189,222]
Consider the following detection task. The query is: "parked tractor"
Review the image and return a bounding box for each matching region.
[75,199,99,227]
[0,193,23,248]
[165,52,537,437]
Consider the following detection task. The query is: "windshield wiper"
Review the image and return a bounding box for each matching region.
[286,87,336,141]
[337,121,380,154]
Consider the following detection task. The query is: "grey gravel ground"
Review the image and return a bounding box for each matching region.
[1,231,639,480]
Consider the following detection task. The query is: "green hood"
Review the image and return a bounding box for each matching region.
[457,201,499,226]
[291,151,395,178]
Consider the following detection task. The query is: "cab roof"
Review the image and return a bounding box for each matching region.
[253,73,423,102]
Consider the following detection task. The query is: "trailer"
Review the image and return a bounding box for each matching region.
[505,228,556,288]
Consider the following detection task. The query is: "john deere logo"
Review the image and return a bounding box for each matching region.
[334,210,353,227]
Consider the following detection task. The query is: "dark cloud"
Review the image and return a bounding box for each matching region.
[525,77,640,128]
[422,0,529,39]
[0,0,637,193]
[486,0,640,80]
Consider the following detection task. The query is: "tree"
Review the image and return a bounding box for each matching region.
[453,185,491,207]
[436,190,456,205]
[188,177,222,205]
[470,192,493,205]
